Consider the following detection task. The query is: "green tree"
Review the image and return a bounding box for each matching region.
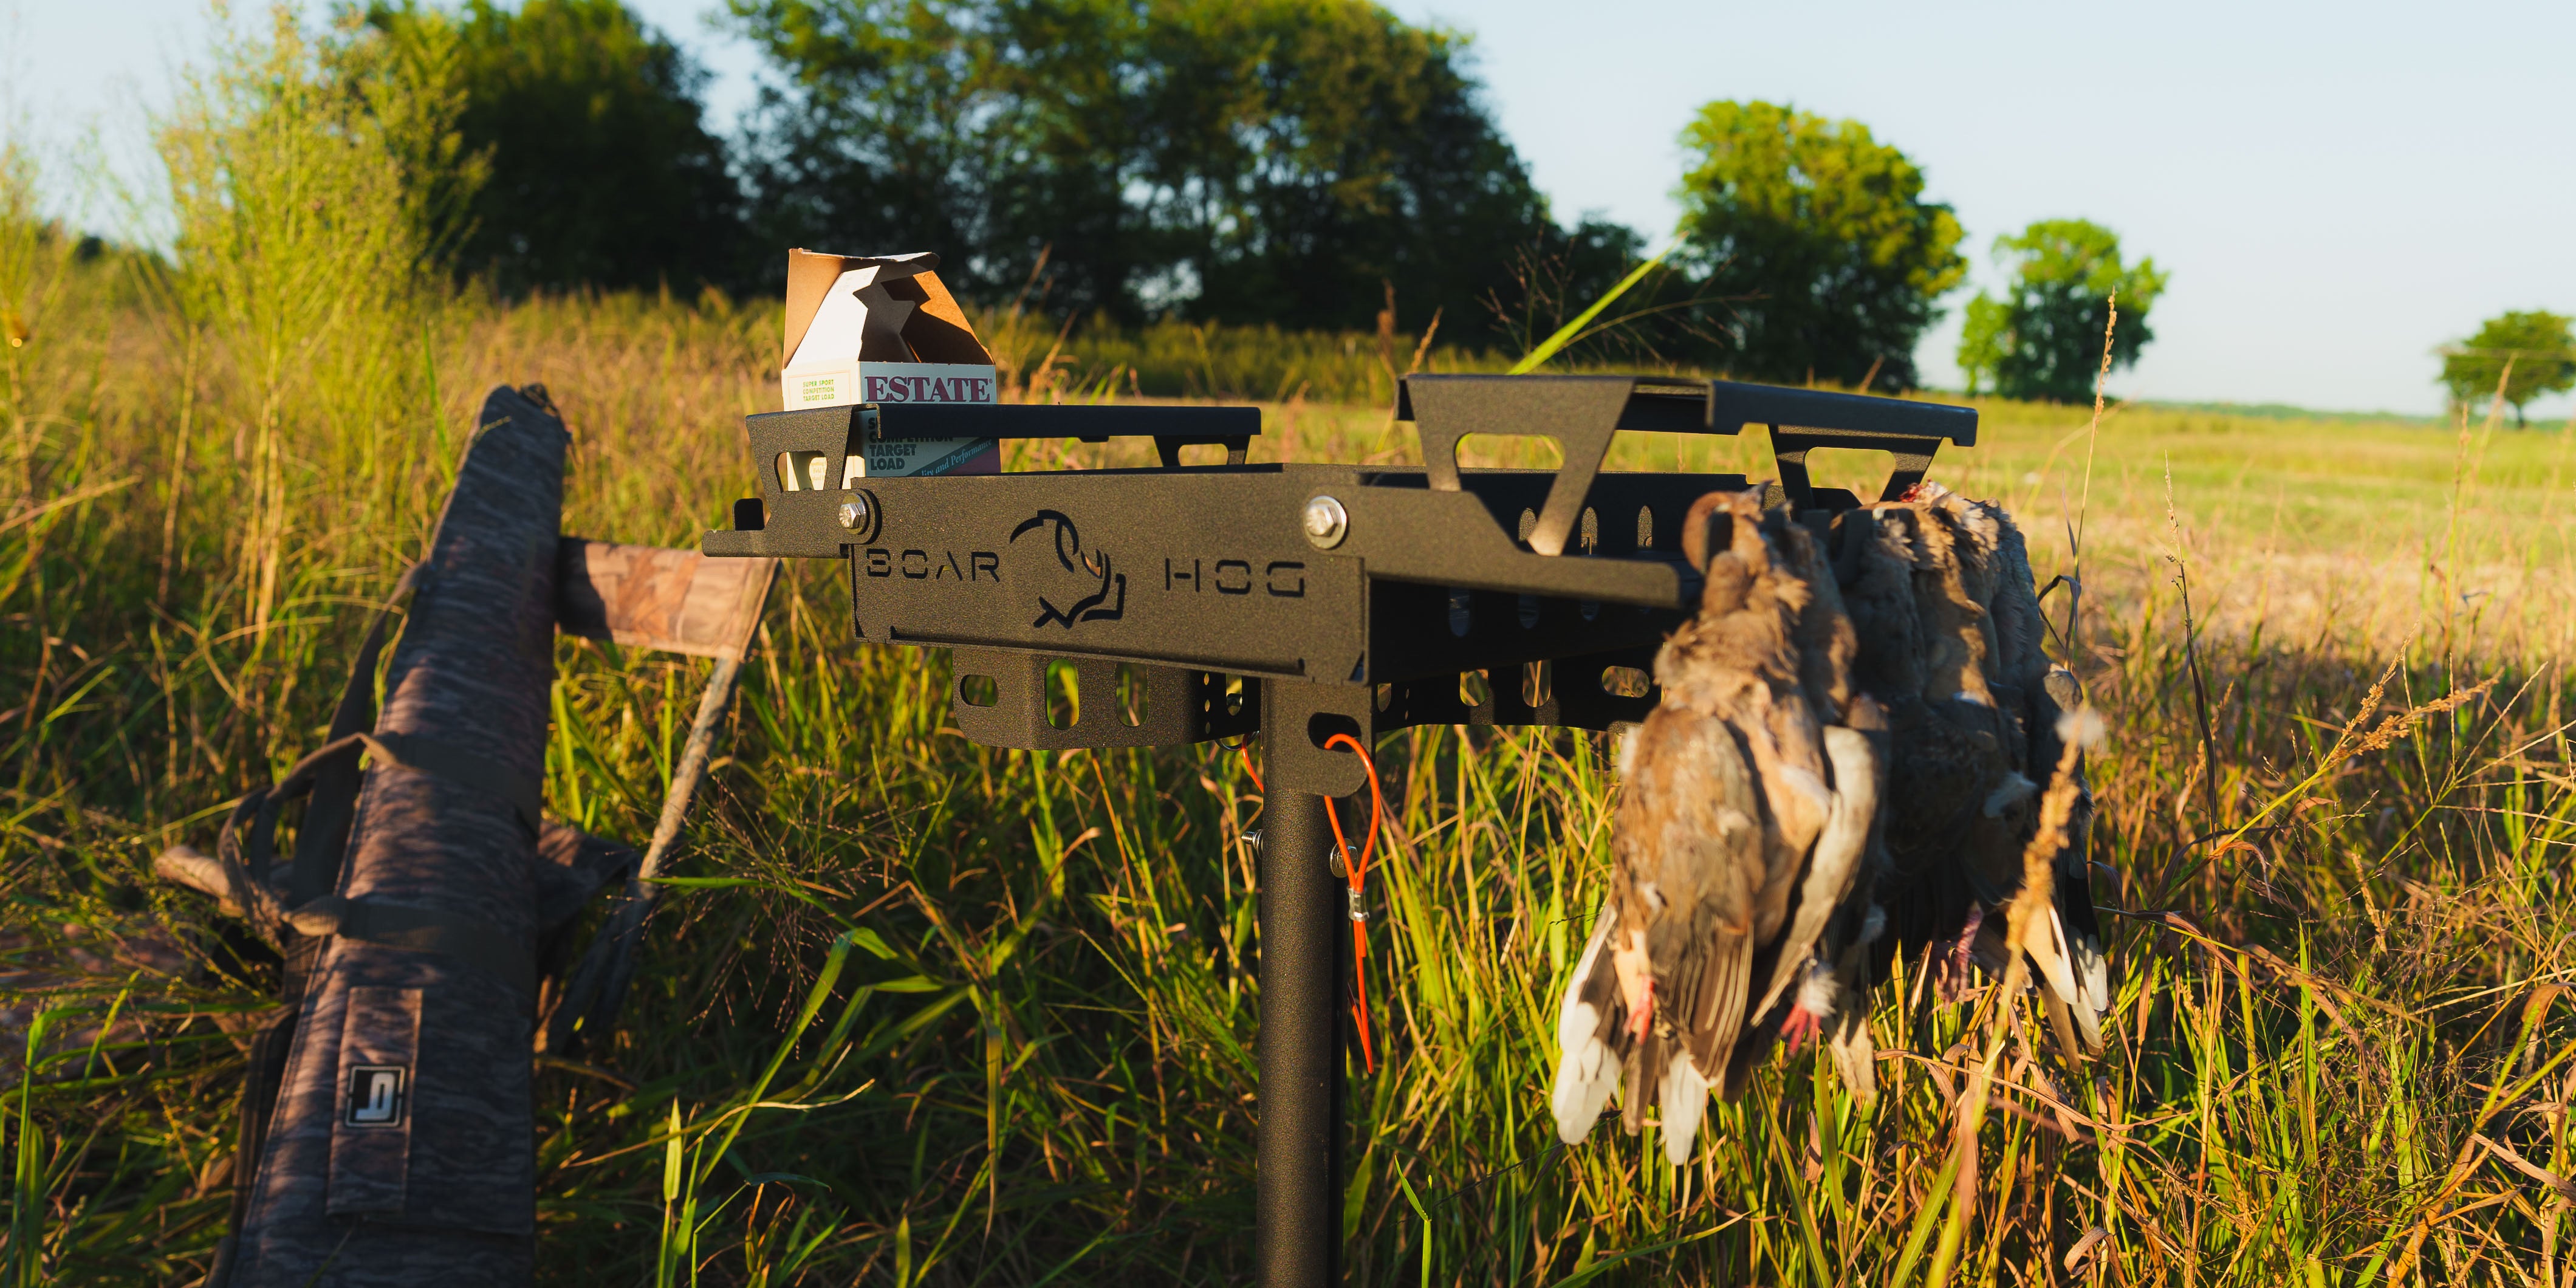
[1956,219,2165,403]
[1671,101,1965,391]
[2441,310,2575,426]
[369,0,745,293]
[1955,292,2007,397]
[727,0,1564,335]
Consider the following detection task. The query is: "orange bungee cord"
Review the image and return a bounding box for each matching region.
[1320,733,1386,1074]
[1232,738,1389,1075]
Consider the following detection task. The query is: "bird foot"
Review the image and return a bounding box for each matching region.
[1932,906,1986,1003]
[1780,1004,1823,1055]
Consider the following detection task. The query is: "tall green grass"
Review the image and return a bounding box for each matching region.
[7,12,2576,1285]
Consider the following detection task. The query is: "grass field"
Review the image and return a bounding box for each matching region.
[6,44,2576,1281]
[5,256,2573,1286]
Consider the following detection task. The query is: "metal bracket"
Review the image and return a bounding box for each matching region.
[1397,374,1979,545]
[1769,426,1943,509]
[1399,375,1710,556]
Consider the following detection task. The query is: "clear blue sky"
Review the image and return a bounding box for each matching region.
[9,0,2572,419]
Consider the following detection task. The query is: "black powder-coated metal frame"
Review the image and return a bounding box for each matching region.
[703,373,1976,1285]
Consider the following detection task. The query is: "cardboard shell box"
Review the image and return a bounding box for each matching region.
[779,248,1001,478]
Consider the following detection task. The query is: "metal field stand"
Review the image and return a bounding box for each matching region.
[704,374,1976,1286]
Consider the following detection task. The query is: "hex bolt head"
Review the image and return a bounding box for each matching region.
[837,496,871,531]
[1303,495,1349,549]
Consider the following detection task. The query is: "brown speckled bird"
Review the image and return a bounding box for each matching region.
[1551,490,1885,1163]
[1832,482,2109,1057]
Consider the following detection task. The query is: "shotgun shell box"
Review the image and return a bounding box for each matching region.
[778,247,1001,477]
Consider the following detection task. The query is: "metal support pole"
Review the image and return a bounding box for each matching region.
[1255,749,1342,1287]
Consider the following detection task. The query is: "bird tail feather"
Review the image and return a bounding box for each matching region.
[2024,904,2084,1018]
[1550,917,1626,1144]
[2071,928,2110,1052]
[1658,1052,1711,1166]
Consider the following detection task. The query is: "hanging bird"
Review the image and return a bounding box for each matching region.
[1552,490,1883,1164]
[1913,484,2109,1056]
[1835,483,2109,1057]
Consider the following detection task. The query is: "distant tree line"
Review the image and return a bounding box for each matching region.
[357,0,2163,392]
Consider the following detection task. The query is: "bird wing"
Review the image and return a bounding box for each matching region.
[1894,501,1998,711]
[1919,484,2007,671]
[1747,725,1880,1026]
[1979,502,2051,692]
[1607,697,1762,1157]
[1835,508,1925,705]
[1645,705,1764,1077]
[1780,510,1857,722]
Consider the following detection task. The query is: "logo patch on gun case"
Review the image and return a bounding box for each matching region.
[345,1064,408,1128]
